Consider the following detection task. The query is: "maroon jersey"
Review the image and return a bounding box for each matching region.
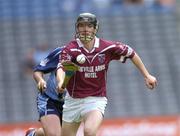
[59,37,135,98]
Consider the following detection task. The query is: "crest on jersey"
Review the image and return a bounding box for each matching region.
[98,54,105,63]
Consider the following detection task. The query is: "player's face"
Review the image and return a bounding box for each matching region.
[76,22,96,43]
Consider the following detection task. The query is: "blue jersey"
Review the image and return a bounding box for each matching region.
[33,47,63,101]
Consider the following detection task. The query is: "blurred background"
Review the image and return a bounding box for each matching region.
[0,0,179,135]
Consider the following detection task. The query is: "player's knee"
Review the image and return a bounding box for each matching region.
[84,126,96,136]
[45,130,60,136]
[35,128,44,136]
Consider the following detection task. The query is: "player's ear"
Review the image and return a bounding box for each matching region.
[94,29,97,33]
[94,28,98,35]
[94,25,99,35]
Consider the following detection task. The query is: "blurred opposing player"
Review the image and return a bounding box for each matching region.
[25,47,65,136]
[56,12,157,136]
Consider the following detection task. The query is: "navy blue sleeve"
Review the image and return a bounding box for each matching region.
[33,47,63,74]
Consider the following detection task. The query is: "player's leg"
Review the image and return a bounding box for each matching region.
[26,93,63,136]
[76,122,84,136]
[61,121,80,136]
[40,114,61,136]
[37,93,63,136]
[81,97,107,136]
[83,110,103,136]
[35,128,44,136]
[61,93,83,136]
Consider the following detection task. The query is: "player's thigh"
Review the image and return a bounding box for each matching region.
[83,110,103,135]
[37,93,63,136]
[35,128,44,136]
[63,94,82,123]
[37,93,63,120]
[62,121,80,136]
[41,114,61,136]
[76,122,84,136]
[82,96,107,135]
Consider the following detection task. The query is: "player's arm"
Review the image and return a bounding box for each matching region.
[131,53,157,90]
[33,47,63,92]
[56,48,79,93]
[56,47,71,93]
[112,42,157,90]
[33,71,47,92]
[56,66,66,93]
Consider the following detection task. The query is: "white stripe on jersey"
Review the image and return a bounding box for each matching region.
[91,44,116,63]
[119,45,133,62]
[125,45,133,57]
[70,49,81,52]
[40,58,49,66]
[54,50,62,58]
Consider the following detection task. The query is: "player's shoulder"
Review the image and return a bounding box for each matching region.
[100,38,116,45]
[64,40,78,49]
[46,46,64,58]
[100,38,125,47]
[99,38,117,48]
[53,46,64,52]
[100,38,112,44]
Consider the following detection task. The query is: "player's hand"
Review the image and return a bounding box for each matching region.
[57,81,65,94]
[58,92,65,102]
[37,79,47,92]
[61,61,79,72]
[145,74,157,90]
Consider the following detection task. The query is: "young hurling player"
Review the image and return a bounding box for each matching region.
[56,12,157,136]
[25,47,65,136]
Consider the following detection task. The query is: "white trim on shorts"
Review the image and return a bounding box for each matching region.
[63,92,108,123]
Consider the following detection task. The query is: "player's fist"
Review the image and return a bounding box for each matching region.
[145,74,157,90]
[37,79,47,92]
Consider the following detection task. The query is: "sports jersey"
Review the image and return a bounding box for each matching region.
[59,37,135,98]
[34,47,64,101]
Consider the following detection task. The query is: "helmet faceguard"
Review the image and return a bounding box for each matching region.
[75,13,99,43]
